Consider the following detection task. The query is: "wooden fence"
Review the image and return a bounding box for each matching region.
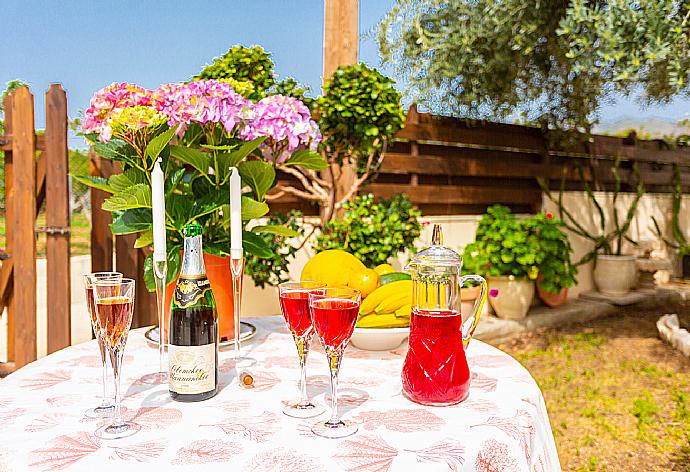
[0,85,71,375]
[274,106,690,216]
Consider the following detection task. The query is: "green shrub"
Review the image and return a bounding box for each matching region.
[525,212,577,293]
[317,64,405,162]
[463,205,542,280]
[245,211,304,288]
[195,45,275,101]
[314,193,421,268]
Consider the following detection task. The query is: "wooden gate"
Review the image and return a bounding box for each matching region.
[0,85,71,375]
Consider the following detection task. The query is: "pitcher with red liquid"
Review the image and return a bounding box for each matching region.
[402,225,488,406]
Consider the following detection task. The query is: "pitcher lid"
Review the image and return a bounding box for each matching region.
[407,224,463,268]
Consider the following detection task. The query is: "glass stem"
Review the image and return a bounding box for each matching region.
[230,255,243,361]
[326,349,342,425]
[295,335,311,405]
[154,259,167,373]
[99,337,109,407]
[110,347,124,427]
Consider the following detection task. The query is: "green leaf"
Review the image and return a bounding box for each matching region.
[93,140,136,163]
[134,228,153,248]
[143,248,181,292]
[169,145,211,176]
[145,126,177,162]
[241,196,269,220]
[283,149,328,170]
[109,168,148,192]
[227,137,266,165]
[168,194,194,231]
[102,184,152,211]
[238,160,275,200]
[251,225,299,237]
[242,230,273,258]
[110,208,152,235]
[70,174,112,193]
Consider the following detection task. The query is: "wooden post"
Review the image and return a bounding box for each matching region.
[323,0,359,81]
[2,93,15,368]
[9,87,37,368]
[116,236,155,328]
[323,0,359,218]
[45,84,71,354]
[90,148,113,272]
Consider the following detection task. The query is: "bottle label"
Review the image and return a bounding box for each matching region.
[174,275,211,309]
[168,343,215,394]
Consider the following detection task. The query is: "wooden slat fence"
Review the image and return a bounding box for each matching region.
[274,105,690,215]
[0,85,71,375]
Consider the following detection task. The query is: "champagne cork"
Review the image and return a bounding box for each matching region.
[239,370,254,388]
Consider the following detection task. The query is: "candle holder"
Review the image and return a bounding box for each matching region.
[230,249,255,372]
[152,258,168,382]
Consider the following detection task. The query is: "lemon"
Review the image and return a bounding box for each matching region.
[374,263,396,276]
[350,268,380,298]
[301,250,366,287]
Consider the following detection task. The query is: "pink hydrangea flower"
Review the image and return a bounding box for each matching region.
[82,82,152,142]
[239,95,321,163]
[152,80,250,134]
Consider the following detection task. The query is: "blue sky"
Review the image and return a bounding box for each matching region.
[1,0,688,148]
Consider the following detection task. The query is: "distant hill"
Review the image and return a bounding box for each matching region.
[594,117,689,138]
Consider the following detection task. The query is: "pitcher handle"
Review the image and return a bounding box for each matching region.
[459,274,487,348]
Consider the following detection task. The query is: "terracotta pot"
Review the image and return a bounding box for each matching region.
[537,285,568,308]
[593,255,637,296]
[487,276,534,320]
[162,253,237,343]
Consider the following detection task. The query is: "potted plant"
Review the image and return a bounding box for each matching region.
[526,212,578,307]
[463,205,541,320]
[652,164,690,278]
[539,158,644,296]
[74,81,325,340]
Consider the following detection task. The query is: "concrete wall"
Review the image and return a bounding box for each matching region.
[1,191,687,361]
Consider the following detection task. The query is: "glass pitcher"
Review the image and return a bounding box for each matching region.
[401,224,488,406]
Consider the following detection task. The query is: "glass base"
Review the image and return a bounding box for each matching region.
[83,404,114,419]
[283,402,325,419]
[95,421,141,440]
[233,356,257,369]
[311,419,358,439]
[138,372,168,384]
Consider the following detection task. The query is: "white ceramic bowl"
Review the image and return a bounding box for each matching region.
[350,326,410,351]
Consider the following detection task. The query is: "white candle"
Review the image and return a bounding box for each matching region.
[230,167,243,256]
[152,159,166,262]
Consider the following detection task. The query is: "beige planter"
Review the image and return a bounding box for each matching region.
[487,276,535,320]
[593,255,638,296]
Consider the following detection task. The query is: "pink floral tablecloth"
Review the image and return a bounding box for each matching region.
[0,316,560,471]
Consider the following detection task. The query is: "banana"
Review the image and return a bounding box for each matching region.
[395,304,411,319]
[360,280,412,314]
[374,291,411,314]
[357,313,410,329]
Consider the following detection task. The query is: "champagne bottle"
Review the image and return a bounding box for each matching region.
[168,223,218,402]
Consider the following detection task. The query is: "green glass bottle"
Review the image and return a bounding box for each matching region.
[168,223,218,402]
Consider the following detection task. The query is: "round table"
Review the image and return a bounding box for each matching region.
[0,316,560,471]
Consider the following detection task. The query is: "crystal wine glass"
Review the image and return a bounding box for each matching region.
[309,287,361,438]
[82,271,122,418]
[92,278,140,439]
[278,281,326,418]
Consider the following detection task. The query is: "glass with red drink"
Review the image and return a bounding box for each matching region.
[309,287,361,439]
[82,271,122,418]
[92,278,140,439]
[278,281,326,418]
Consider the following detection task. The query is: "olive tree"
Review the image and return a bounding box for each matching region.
[378,0,690,134]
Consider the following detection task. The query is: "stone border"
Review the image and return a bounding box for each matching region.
[474,288,683,344]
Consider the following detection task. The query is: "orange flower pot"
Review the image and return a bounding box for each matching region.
[161,253,238,343]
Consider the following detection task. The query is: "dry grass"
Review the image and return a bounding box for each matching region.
[501,308,690,471]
